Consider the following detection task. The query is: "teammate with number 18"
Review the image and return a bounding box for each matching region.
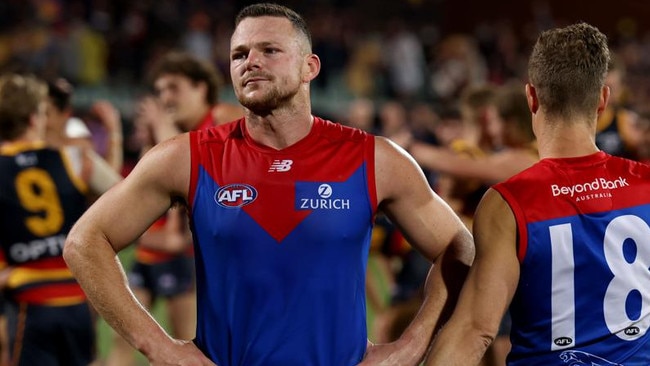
[425,22,650,365]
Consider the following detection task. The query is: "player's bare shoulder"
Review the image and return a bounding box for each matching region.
[133,132,191,197]
[374,135,417,170]
[374,135,430,203]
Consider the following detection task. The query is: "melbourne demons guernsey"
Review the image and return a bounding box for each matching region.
[493,151,650,365]
[135,111,217,264]
[188,117,377,365]
[0,142,88,305]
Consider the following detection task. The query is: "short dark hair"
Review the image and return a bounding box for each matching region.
[235,3,312,50]
[148,51,222,105]
[528,22,610,120]
[460,85,497,113]
[47,78,74,112]
[0,74,47,140]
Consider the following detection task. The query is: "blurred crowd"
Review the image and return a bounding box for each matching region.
[3,0,650,112]
[1,1,650,364]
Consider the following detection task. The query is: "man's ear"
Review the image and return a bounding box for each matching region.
[597,85,610,115]
[525,83,538,114]
[303,54,321,83]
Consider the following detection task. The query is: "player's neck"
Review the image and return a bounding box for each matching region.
[244,108,314,150]
[6,129,43,146]
[537,124,599,159]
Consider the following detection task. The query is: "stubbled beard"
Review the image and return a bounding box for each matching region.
[239,84,299,115]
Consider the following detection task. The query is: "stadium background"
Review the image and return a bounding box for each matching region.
[1,0,648,363]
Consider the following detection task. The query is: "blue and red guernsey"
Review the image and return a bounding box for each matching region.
[188,117,378,365]
[493,151,650,365]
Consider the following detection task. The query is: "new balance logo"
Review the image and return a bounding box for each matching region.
[268,159,293,172]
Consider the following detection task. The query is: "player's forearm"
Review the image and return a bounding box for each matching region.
[63,230,174,355]
[409,142,470,177]
[396,231,474,362]
[105,132,124,173]
[410,142,484,180]
[424,323,492,366]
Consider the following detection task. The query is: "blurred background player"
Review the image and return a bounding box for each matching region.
[45,77,124,174]
[138,51,243,144]
[0,73,121,366]
[406,83,537,187]
[595,55,641,159]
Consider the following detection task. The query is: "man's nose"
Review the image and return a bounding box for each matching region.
[244,50,263,69]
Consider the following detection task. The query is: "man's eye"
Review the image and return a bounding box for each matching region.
[232,53,246,60]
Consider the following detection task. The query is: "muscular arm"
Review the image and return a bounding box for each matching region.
[425,188,520,366]
[63,135,213,364]
[361,137,475,364]
[410,142,536,183]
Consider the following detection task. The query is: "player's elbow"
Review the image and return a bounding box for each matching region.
[444,228,475,268]
[63,225,92,271]
[469,317,500,352]
[63,235,81,268]
[478,329,496,350]
[458,322,497,357]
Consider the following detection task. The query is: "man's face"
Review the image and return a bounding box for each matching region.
[44,98,68,132]
[154,74,206,123]
[229,16,308,113]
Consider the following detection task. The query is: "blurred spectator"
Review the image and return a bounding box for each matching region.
[382,18,427,102]
[343,97,377,133]
[181,11,213,62]
[430,34,488,105]
[439,84,499,225]
[596,54,642,158]
[344,36,383,98]
[310,6,350,90]
[637,111,650,164]
[476,21,528,85]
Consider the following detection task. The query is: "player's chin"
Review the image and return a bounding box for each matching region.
[240,95,274,111]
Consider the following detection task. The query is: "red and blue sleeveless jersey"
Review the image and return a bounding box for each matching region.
[188,117,377,365]
[493,151,650,365]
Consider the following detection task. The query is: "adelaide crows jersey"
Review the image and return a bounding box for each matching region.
[188,117,377,365]
[494,151,650,365]
[0,142,88,305]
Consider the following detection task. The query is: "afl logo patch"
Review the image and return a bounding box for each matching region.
[215,184,258,208]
